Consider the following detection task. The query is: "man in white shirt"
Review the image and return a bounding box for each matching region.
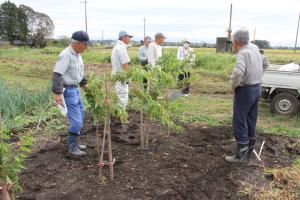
[147,33,166,67]
[111,30,133,108]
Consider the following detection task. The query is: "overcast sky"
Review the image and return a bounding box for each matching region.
[2,0,300,46]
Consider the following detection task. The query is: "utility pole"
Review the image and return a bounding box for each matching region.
[225,4,233,53]
[101,30,104,45]
[227,4,232,39]
[143,17,146,39]
[81,0,88,33]
[253,28,256,44]
[294,12,300,53]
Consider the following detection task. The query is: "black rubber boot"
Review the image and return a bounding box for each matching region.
[67,132,87,156]
[225,143,249,163]
[76,135,87,150]
[76,140,87,150]
[247,138,256,161]
[68,142,87,156]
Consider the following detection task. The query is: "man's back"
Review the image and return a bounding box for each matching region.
[238,44,264,85]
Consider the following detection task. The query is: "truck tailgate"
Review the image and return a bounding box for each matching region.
[262,70,300,90]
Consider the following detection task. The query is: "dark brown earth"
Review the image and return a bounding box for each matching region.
[12,113,298,200]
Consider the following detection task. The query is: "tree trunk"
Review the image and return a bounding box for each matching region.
[2,180,11,200]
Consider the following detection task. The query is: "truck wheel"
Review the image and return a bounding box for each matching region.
[271,92,299,116]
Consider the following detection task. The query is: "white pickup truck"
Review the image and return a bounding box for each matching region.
[261,64,300,115]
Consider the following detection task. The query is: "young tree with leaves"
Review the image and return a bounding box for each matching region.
[0,118,33,200]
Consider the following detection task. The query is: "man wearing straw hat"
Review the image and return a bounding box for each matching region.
[177,39,195,97]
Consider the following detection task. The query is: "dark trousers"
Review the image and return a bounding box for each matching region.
[233,84,261,144]
[178,72,191,94]
[141,61,148,90]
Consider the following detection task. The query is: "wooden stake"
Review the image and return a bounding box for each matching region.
[259,140,265,157]
[253,150,262,162]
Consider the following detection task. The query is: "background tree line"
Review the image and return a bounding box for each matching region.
[0,1,54,48]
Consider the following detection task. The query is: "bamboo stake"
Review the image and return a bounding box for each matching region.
[165,87,170,137]
[145,114,150,149]
[140,110,144,148]
[107,117,114,180]
[99,115,107,182]
[144,76,152,149]
[95,125,101,180]
[104,62,114,180]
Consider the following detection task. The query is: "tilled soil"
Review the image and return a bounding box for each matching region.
[14,114,298,200]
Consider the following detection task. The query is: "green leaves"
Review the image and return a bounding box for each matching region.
[131,89,178,130]
[87,54,182,132]
[85,73,128,124]
[0,119,33,194]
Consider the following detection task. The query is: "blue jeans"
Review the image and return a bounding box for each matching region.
[233,84,261,144]
[63,86,84,137]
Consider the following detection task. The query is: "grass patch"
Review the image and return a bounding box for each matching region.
[168,94,232,126]
[0,79,51,129]
[0,46,300,135]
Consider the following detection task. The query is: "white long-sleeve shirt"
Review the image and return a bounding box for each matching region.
[177,46,195,62]
[147,42,162,67]
[111,40,130,75]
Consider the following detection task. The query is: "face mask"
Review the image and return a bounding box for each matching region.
[183,43,189,49]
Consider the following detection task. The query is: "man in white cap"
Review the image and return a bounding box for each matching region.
[177,39,195,97]
[111,30,133,108]
[147,33,166,67]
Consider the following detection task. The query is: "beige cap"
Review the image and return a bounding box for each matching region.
[182,39,191,44]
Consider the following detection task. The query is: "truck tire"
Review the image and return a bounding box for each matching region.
[271,92,299,116]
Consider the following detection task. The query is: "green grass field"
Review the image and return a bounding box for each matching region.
[0,46,300,135]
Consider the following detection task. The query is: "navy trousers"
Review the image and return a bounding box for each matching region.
[233,84,261,144]
[63,86,84,144]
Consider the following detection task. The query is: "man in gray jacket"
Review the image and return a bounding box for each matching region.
[52,31,91,157]
[225,29,269,163]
